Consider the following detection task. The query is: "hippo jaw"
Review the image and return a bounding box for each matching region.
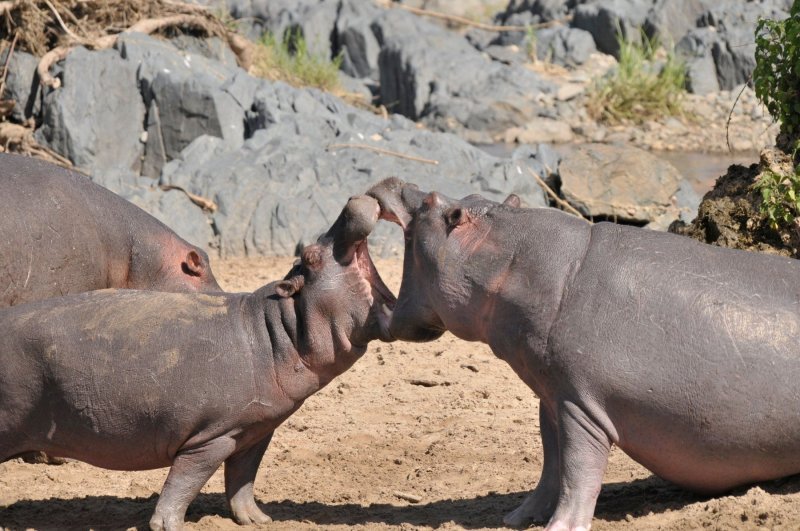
[353,239,396,344]
[280,194,396,355]
[367,178,450,342]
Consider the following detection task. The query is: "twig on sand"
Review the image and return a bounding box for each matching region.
[375,0,571,32]
[159,184,218,213]
[527,167,588,221]
[393,491,422,503]
[327,143,439,165]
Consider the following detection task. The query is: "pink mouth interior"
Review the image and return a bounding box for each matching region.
[355,241,396,310]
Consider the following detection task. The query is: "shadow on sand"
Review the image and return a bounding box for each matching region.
[3,474,800,530]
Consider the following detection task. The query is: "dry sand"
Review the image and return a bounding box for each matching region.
[2,257,800,530]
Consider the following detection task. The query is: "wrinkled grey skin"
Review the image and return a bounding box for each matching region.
[368,177,800,531]
[0,196,395,531]
[0,152,221,308]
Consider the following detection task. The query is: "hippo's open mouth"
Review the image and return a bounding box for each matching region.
[354,240,396,342]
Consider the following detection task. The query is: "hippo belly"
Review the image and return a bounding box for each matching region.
[0,290,289,471]
[548,223,800,492]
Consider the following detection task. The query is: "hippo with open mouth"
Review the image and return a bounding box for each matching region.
[0,195,395,531]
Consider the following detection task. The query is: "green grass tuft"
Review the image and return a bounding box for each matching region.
[252,30,343,92]
[587,32,686,124]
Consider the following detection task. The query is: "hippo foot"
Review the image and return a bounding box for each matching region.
[503,489,557,528]
[149,513,183,531]
[231,499,272,525]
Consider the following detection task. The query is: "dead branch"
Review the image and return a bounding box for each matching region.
[725,73,752,153]
[327,142,439,165]
[0,120,73,168]
[159,184,218,212]
[0,1,19,17]
[37,45,70,88]
[527,167,588,221]
[0,31,19,98]
[43,0,87,44]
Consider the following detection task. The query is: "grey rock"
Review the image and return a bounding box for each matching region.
[336,0,384,78]
[557,143,688,228]
[35,46,145,175]
[169,35,240,68]
[535,26,596,66]
[643,0,708,46]
[491,11,538,47]
[374,9,554,137]
[0,49,40,122]
[484,44,527,65]
[676,28,721,94]
[84,165,216,252]
[231,0,341,58]
[160,81,548,257]
[573,0,651,57]
[496,0,578,24]
[117,33,252,178]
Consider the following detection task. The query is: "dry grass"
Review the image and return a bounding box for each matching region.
[587,33,686,124]
[0,0,215,57]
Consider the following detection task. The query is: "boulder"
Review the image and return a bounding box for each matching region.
[0,49,40,123]
[336,0,384,78]
[534,26,596,66]
[572,0,651,57]
[116,33,254,178]
[643,0,709,46]
[35,46,145,175]
[557,143,690,229]
[675,28,721,95]
[496,0,578,24]
[373,9,554,141]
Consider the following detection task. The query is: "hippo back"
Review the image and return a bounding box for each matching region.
[0,153,219,307]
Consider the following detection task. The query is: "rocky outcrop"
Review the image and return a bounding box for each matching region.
[9,31,554,256]
[496,0,793,94]
[196,0,557,143]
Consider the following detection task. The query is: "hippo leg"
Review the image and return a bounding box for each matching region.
[545,403,610,531]
[149,436,237,531]
[225,433,273,525]
[504,407,560,527]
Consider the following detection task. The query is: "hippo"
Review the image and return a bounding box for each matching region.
[0,195,395,531]
[0,152,220,308]
[367,177,800,531]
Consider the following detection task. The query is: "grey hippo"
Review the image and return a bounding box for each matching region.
[0,195,395,530]
[367,177,800,531]
[0,152,220,307]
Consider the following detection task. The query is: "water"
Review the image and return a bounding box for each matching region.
[477,143,760,195]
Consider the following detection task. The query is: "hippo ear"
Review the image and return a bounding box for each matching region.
[276,275,304,298]
[301,245,324,271]
[503,194,521,208]
[445,206,470,231]
[182,250,204,277]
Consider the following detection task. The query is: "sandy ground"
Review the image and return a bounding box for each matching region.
[2,256,800,530]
